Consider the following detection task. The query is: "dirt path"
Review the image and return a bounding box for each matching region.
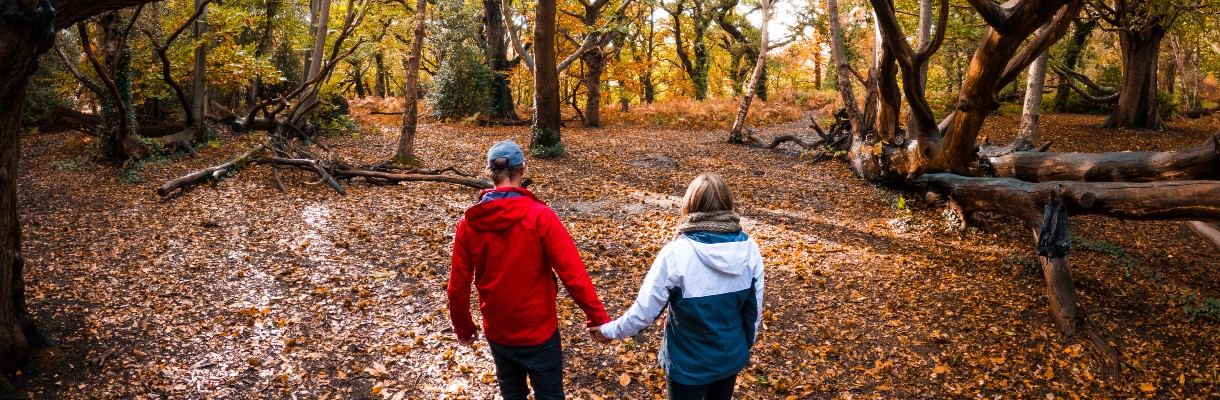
[9,113,1220,398]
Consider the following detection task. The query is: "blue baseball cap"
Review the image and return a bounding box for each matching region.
[487,140,525,168]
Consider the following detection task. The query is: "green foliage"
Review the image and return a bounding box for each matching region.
[529,126,564,158]
[312,93,361,137]
[115,155,170,183]
[1157,90,1180,120]
[1179,291,1220,323]
[1043,91,1112,115]
[993,102,1024,116]
[1070,237,1160,283]
[426,45,494,120]
[24,55,74,127]
[51,156,87,171]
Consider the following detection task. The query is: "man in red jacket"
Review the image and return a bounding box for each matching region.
[448,140,611,400]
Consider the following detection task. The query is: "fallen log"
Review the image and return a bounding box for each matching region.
[42,106,101,134]
[1182,105,1220,119]
[987,133,1220,182]
[917,173,1220,378]
[332,168,493,190]
[157,144,267,197]
[765,135,819,150]
[920,174,1220,222]
[1186,221,1220,252]
[253,157,346,195]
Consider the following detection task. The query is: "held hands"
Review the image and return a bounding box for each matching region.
[458,331,479,347]
[587,325,612,344]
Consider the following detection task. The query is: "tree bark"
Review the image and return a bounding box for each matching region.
[582,49,604,127]
[483,0,519,121]
[1103,24,1164,129]
[988,134,1220,183]
[666,0,712,101]
[922,174,1220,224]
[374,51,387,97]
[529,0,562,156]
[192,0,208,134]
[1016,47,1048,149]
[0,0,56,372]
[1,0,169,370]
[826,0,860,129]
[394,0,425,164]
[727,0,769,144]
[292,0,332,127]
[1187,221,1220,252]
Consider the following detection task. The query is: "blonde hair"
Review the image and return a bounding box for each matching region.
[680,173,734,216]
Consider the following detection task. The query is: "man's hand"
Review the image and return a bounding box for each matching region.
[458,331,479,347]
[587,326,611,344]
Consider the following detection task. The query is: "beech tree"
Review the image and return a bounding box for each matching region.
[814,0,1220,376]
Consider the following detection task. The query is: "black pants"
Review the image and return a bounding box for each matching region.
[487,330,564,400]
[667,373,737,400]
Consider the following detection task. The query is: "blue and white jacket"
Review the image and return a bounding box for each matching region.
[600,231,765,385]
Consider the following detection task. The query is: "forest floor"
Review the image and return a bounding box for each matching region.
[7,109,1220,399]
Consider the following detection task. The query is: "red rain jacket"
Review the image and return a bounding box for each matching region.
[448,187,611,346]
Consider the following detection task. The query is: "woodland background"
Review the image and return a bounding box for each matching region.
[0,0,1218,398]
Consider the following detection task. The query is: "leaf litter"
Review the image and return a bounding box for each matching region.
[7,112,1220,398]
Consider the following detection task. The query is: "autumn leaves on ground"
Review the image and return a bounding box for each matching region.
[10,105,1220,399]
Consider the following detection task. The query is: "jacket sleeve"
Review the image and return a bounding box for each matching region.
[599,245,674,340]
[748,240,765,344]
[537,206,612,327]
[446,220,478,339]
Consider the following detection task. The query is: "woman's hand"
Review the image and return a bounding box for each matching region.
[587,326,612,344]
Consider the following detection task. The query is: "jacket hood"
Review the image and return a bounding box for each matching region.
[464,187,543,231]
[684,234,752,276]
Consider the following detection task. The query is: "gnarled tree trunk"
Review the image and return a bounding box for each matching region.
[1104,25,1164,129]
[2,0,164,372]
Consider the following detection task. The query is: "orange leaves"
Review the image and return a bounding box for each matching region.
[617,372,631,387]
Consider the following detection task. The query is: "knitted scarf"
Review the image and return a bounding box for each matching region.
[674,210,742,234]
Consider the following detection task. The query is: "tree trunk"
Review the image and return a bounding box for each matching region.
[484,0,519,121]
[642,13,656,104]
[582,49,603,128]
[192,0,208,135]
[903,0,932,135]
[1016,48,1048,148]
[293,0,332,126]
[1103,25,1164,129]
[826,0,860,129]
[395,0,426,164]
[2,0,164,369]
[691,27,710,101]
[989,134,1220,183]
[530,0,562,156]
[0,0,57,371]
[728,0,770,143]
[374,51,387,97]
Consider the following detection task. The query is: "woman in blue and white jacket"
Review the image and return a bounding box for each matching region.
[590,173,765,400]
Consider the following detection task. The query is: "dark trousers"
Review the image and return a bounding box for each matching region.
[667,373,737,400]
[487,330,564,400]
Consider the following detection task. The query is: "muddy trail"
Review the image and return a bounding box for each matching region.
[8,112,1220,399]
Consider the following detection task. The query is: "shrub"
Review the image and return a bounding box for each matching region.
[426,45,493,121]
